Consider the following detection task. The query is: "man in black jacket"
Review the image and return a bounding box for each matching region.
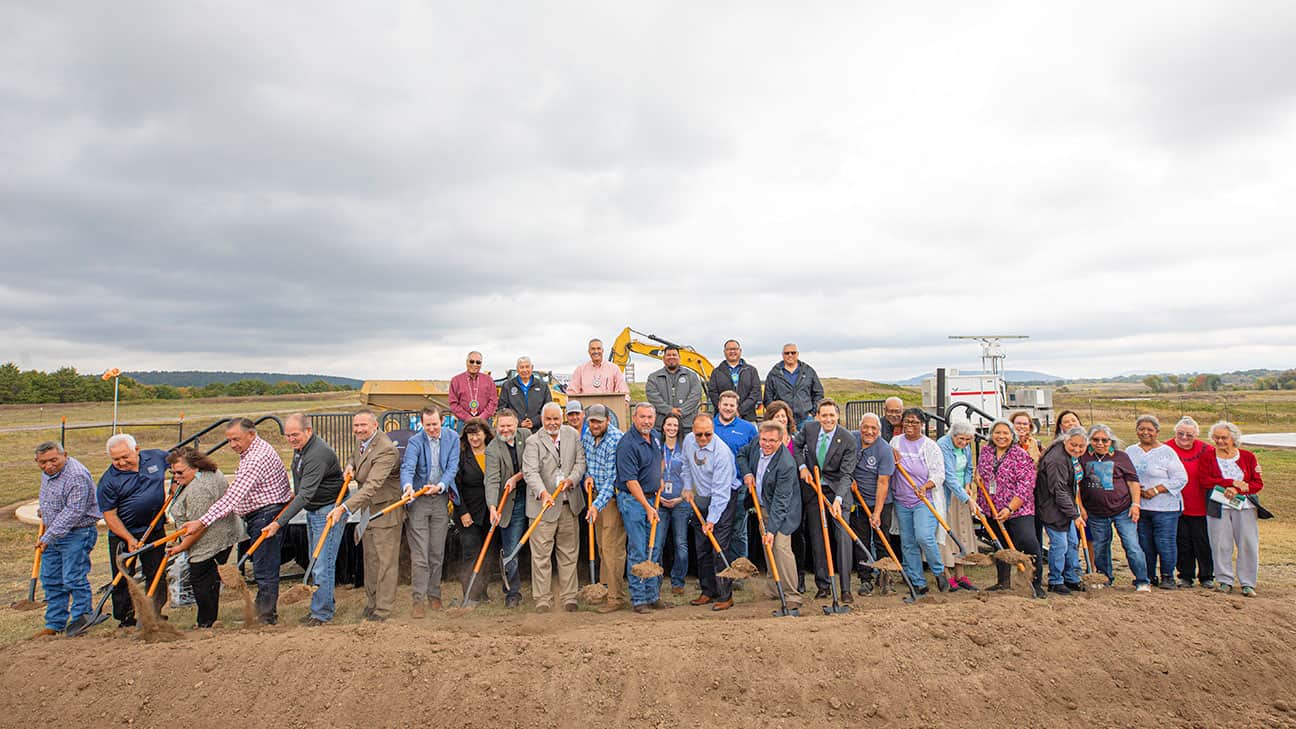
[499,356,552,432]
[265,412,345,625]
[707,339,762,421]
[792,399,859,600]
[763,343,824,423]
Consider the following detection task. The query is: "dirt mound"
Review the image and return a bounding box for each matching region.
[716,557,759,580]
[4,587,1295,728]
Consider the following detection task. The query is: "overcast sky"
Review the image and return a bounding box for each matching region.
[2,2,1293,383]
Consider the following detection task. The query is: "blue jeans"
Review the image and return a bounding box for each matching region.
[729,488,749,560]
[244,503,287,623]
[498,497,528,600]
[306,507,347,620]
[1044,524,1080,586]
[658,502,691,588]
[895,501,943,589]
[40,526,97,631]
[1137,509,1179,581]
[1088,509,1149,586]
[618,496,664,605]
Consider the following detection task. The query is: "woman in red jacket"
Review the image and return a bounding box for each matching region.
[1207,421,1265,597]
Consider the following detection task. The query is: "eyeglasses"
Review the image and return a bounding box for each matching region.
[467,359,481,364]
[902,419,922,426]
[782,351,797,356]
[695,432,714,439]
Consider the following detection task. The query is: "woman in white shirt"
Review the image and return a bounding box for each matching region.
[1125,415,1188,589]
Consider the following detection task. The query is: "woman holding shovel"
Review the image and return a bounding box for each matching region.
[1034,428,1088,594]
[977,420,1044,598]
[455,418,496,601]
[889,408,948,595]
[165,447,245,628]
[936,420,980,592]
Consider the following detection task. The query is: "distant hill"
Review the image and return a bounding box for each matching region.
[892,370,1063,386]
[126,371,363,389]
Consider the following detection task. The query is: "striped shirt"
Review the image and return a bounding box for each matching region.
[199,436,292,526]
[582,424,624,511]
[39,456,101,544]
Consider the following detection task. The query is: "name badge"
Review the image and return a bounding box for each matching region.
[664,482,674,496]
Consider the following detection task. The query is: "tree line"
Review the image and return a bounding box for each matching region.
[0,363,354,404]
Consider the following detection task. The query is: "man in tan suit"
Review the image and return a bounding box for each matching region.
[521,401,586,612]
[329,410,402,621]
[486,408,530,608]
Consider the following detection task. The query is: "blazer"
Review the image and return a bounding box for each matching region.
[344,432,403,530]
[400,427,462,502]
[739,441,800,536]
[521,425,587,521]
[484,428,531,528]
[792,421,859,501]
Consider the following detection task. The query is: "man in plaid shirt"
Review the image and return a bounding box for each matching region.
[581,404,626,612]
[180,418,292,624]
[34,441,101,637]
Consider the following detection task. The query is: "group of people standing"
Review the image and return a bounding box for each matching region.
[27,339,1272,637]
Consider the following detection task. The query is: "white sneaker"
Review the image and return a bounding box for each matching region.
[1135,584,1151,593]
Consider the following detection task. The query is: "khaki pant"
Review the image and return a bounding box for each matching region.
[770,533,802,606]
[596,496,627,604]
[530,508,579,608]
[363,522,403,618]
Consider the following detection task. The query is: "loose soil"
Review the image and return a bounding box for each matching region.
[6,585,1294,728]
[716,556,759,580]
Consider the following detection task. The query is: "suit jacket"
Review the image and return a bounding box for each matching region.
[344,432,403,529]
[400,427,462,501]
[521,425,587,521]
[739,441,800,535]
[793,421,859,501]
[485,428,531,528]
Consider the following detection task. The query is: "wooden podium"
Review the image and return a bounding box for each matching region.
[568,392,631,431]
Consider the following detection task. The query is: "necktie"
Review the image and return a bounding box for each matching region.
[817,432,830,465]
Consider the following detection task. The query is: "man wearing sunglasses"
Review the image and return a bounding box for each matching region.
[449,351,498,422]
[682,414,737,611]
[763,343,824,424]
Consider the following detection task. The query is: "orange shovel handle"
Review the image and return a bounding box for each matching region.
[974,474,1025,572]
[646,490,662,552]
[309,474,354,561]
[894,462,955,535]
[245,501,294,559]
[515,480,569,550]
[748,482,780,584]
[852,481,906,569]
[685,497,725,555]
[812,467,836,577]
[147,553,169,597]
[470,482,514,574]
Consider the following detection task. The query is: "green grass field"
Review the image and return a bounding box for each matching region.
[0,382,1289,644]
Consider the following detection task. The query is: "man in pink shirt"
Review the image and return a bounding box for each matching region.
[448,351,498,422]
[568,339,628,395]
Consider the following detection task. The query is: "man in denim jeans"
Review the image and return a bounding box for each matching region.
[264,413,346,626]
[33,441,101,637]
[1079,424,1151,591]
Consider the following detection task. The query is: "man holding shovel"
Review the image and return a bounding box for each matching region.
[179,418,293,625]
[850,413,895,595]
[486,409,531,609]
[328,410,403,622]
[32,441,101,637]
[681,414,738,611]
[582,404,628,613]
[400,406,460,615]
[616,403,668,614]
[522,402,587,612]
[792,399,859,601]
[97,433,169,628]
[741,422,802,610]
[262,413,345,626]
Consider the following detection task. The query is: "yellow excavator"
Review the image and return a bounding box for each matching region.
[609,327,715,380]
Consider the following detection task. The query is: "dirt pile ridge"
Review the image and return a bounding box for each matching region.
[4,587,1295,728]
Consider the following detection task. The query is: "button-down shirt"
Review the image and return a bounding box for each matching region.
[582,424,624,511]
[39,456,101,544]
[199,435,292,526]
[568,360,628,395]
[681,433,734,524]
[754,450,775,502]
[616,428,662,496]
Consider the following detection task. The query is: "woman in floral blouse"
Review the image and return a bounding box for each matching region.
[977,420,1044,598]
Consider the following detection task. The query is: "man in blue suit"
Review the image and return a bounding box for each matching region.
[401,406,460,616]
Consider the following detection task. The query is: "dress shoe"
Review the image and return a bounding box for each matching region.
[814,588,831,599]
[690,595,713,606]
[915,586,929,596]
[711,599,734,611]
[505,594,522,608]
[1047,584,1072,595]
[1063,581,1086,593]
[564,603,579,612]
[985,582,1010,592]
[411,600,427,619]
[840,592,854,604]
[650,599,673,610]
[31,628,60,639]
[671,586,685,595]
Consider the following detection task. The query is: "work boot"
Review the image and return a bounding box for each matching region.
[649,599,673,610]
[1047,583,1072,595]
[411,600,427,619]
[429,597,443,611]
[31,628,60,639]
[1064,581,1086,593]
[505,594,522,609]
[671,586,685,596]
[596,600,624,614]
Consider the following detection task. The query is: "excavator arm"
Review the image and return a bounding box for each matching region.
[609,327,715,380]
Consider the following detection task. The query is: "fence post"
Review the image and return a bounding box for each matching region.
[60,415,66,448]
[178,412,185,443]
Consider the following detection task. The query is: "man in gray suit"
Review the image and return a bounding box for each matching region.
[521,401,587,612]
[329,410,402,622]
[486,408,529,608]
[646,346,704,431]
[742,420,803,609]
